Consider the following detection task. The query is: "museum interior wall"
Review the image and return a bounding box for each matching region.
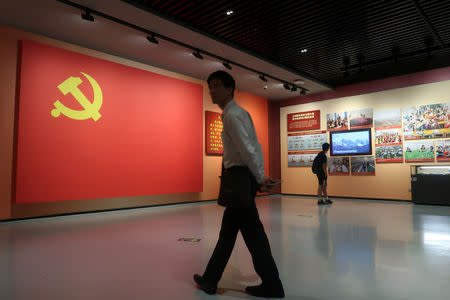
[0,24,269,220]
[273,70,450,200]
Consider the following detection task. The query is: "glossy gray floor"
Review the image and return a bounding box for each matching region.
[1,195,450,300]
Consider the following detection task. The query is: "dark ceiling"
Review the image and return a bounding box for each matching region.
[123,0,450,89]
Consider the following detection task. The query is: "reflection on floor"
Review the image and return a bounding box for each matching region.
[1,195,450,300]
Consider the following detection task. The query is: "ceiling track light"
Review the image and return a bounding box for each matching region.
[293,79,305,85]
[300,89,306,95]
[81,8,94,22]
[146,34,159,44]
[193,50,203,60]
[223,61,232,70]
[291,86,297,92]
[58,2,321,95]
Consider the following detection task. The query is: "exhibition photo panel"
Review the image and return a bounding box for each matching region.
[402,102,450,140]
[351,156,376,175]
[327,111,349,131]
[374,109,403,163]
[328,157,350,175]
[404,140,435,162]
[349,108,373,129]
[435,139,450,162]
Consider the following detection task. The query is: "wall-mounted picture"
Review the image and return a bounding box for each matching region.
[327,111,348,131]
[287,131,327,151]
[402,102,450,140]
[329,128,372,156]
[404,140,435,162]
[375,128,402,145]
[349,108,373,129]
[287,110,320,132]
[436,139,450,162]
[328,157,350,175]
[351,156,375,175]
[374,109,402,129]
[288,153,316,167]
[375,145,403,163]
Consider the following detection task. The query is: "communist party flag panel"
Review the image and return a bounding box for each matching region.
[15,40,203,203]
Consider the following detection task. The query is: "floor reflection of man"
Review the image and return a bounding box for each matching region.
[316,205,331,258]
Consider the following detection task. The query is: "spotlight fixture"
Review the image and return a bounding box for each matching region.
[301,49,308,53]
[293,79,305,85]
[300,89,306,95]
[291,86,297,92]
[226,10,234,16]
[264,85,268,89]
[223,61,232,70]
[259,74,267,82]
[146,34,159,44]
[283,83,290,90]
[192,50,203,60]
[81,9,94,22]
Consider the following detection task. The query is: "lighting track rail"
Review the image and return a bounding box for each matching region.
[56,0,309,94]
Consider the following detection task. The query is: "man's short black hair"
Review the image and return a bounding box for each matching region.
[322,143,330,151]
[207,71,235,94]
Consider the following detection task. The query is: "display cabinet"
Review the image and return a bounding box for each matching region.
[410,165,450,205]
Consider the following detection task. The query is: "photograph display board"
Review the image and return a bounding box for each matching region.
[404,140,435,162]
[327,111,348,131]
[375,128,403,145]
[287,130,327,151]
[328,157,350,175]
[287,110,320,132]
[435,139,450,162]
[374,109,402,129]
[402,103,450,140]
[374,128,403,163]
[375,145,403,163]
[351,156,376,175]
[205,111,223,155]
[288,152,316,167]
[349,108,373,129]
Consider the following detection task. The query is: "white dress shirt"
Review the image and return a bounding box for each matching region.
[221,99,265,184]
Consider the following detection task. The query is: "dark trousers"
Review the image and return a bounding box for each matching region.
[203,196,280,285]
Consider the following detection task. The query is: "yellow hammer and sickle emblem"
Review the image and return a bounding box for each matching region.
[51,72,103,121]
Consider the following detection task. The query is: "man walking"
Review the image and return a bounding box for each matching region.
[194,71,284,298]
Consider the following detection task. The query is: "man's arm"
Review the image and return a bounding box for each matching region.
[228,111,265,184]
[227,111,281,192]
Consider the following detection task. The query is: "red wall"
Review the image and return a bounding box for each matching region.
[0,24,271,220]
[16,40,203,203]
[235,91,270,177]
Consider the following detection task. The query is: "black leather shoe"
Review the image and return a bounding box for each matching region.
[193,274,217,295]
[246,282,285,298]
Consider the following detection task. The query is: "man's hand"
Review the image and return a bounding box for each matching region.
[258,177,282,193]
